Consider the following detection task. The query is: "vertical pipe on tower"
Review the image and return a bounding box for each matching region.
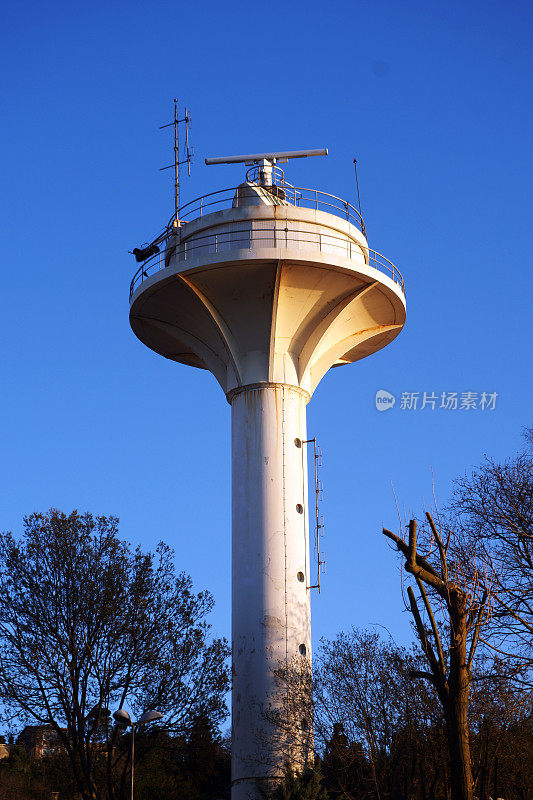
[231,385,312,800]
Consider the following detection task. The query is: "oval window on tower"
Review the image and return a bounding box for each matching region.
[297,571,305,583]
[299,643,307,656]
[296,504,303,514]
[294,438,302,448]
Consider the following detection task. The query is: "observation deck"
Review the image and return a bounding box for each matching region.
[129,168,406,399]
[130,169,404,298]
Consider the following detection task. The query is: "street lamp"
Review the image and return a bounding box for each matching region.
[112,709,163,800]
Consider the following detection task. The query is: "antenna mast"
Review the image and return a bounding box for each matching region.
[304,437,325,593]
[353,157,364,235]
[160,99,192,225]
[173,99,179,222]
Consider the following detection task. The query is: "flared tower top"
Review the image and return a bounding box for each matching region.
[129,154,406,401]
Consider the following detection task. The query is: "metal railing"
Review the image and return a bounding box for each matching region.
[245,164,288,185]
[244,164,366,232]
[129,227,405,299]
[173,182,366,235]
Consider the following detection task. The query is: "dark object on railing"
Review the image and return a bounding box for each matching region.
[132,243,160,262]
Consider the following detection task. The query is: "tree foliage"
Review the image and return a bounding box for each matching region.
[315,629,449,800]
[0,509,230,800]
[266,626,532,800]
[268,761,329,800]
[449,432,533,688]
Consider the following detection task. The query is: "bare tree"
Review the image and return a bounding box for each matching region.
[265,629,450,800]
[261,624,533,800]
[468,654,533,800]
[314,628,449,800]
[316,629,410,800]
[0,510,230,800]
[449,433,533,689]
[383,513,490,800]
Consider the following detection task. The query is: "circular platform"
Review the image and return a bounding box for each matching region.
[130,198,406,399]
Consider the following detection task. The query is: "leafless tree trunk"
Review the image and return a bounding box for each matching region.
[383,513,489,800]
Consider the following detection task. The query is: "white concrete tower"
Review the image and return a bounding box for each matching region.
[129,150,406,800]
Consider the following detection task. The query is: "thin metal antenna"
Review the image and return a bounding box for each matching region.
[185,108,191,177]
[353,157,364,232]
[160,100,192,225]
[303,437,325,593]
[173,99,179,222]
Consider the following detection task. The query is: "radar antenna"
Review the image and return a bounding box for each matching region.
[205,148,327,187]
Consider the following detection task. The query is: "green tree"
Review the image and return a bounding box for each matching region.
[269,761,328,800]
[321,723,370,800]
[134,716,231,800]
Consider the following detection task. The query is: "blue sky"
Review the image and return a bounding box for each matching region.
[1,0,532,654]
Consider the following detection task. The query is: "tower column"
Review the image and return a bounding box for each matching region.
[230,384,312,800]
[129,162,406,800]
